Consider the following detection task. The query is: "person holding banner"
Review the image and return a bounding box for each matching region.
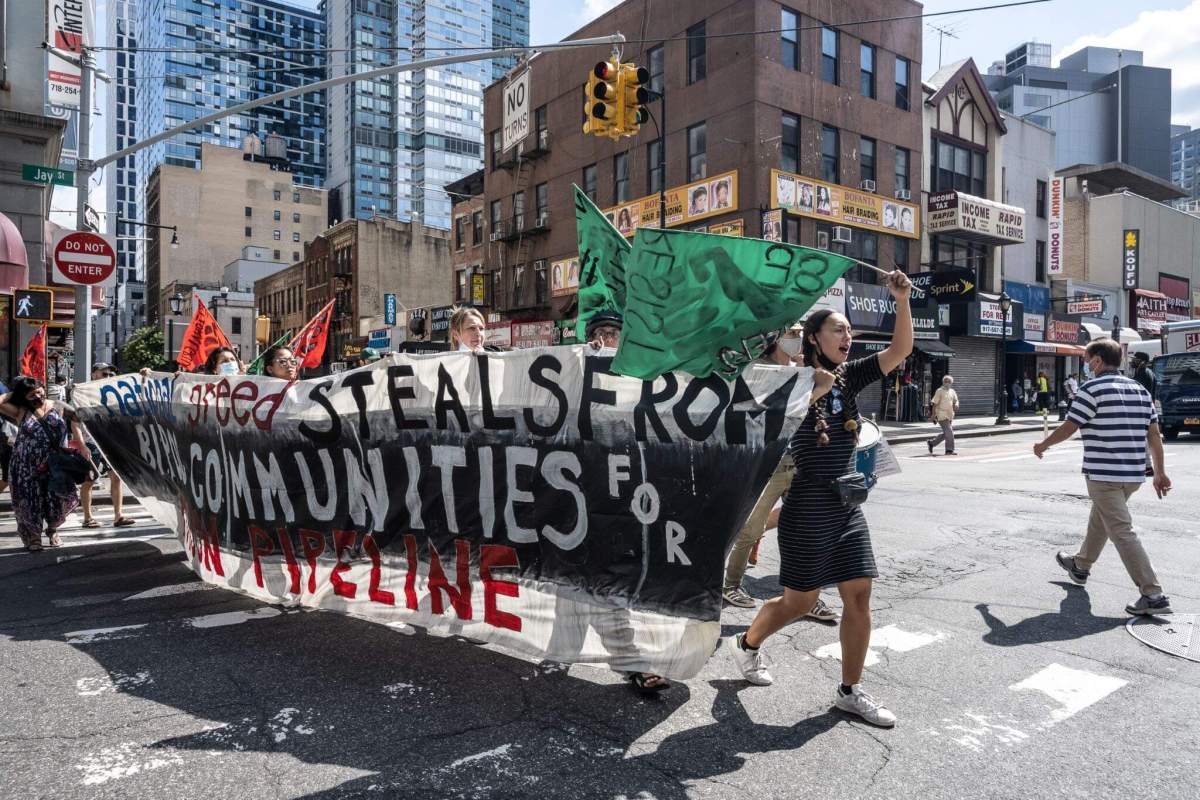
[450,307,486,353]
[723,325,837,619]
[730,270,914,729]
[263,346,300,381]
[203,347,243,377]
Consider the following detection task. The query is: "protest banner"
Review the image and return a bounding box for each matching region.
[72,348,814,679]
[21,323,47,382]
[176,295,234,371]
[290,299,336,369]
[612,228,858,380]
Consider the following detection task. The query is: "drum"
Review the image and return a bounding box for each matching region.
[855,419,882,484]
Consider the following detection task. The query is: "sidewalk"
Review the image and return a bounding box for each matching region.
[0,482,140,514]
[878,413,1054,444]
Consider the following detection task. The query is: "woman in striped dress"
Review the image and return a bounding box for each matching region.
[729,270,913,727]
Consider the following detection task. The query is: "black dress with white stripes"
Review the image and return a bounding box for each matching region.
[777,355,883,592]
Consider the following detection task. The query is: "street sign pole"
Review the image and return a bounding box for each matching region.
[73,47,94,384]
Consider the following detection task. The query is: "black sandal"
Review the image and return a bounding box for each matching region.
[627,672,670,695]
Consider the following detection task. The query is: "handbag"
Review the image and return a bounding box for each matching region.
[831,472,872,507]
[35,415,96,490]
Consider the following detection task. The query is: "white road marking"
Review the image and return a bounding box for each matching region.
[64,624,148,644]
[444,743,513,770]
[813,624,947,666]
[1010,663,1127,729]
[186,607,282,628]
[936,711,1030,752]
[123,582,207,601]
[75,742,183,786]
[75,670,154,697]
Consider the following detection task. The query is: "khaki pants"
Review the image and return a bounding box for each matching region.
[1076,480,1162,596]
[723,463,794,591]
[928,418,955,453]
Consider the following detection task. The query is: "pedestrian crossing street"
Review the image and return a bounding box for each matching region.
[0,504,171,558]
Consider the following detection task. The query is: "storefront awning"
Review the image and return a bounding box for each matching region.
[0,211,29,294]
[1007,341,1087,357]
[848,338,890,359]
[1134,288,1167,300]
[914,339,956,359]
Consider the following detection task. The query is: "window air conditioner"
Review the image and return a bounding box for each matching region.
[489,231,504,242]
[860,180,877,193]
[832,226,852,244]
[894,189,911,201]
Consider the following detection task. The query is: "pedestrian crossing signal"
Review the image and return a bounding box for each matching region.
[584,61,619,138]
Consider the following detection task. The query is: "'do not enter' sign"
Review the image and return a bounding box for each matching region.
[52,230,118,288]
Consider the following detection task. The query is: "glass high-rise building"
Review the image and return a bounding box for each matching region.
[327,0,529,228]
[491,0,530,81]
[131,0,327,212]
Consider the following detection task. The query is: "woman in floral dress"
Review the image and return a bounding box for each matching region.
[1,377,89,551]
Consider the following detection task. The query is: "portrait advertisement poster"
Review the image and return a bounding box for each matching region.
[603,170,739,238]
[550,256,580,298]
[770,168,921,240]
[72,352,815,679]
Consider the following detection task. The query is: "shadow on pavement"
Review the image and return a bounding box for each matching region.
[974,582,1128,647]
[0,540,850,798]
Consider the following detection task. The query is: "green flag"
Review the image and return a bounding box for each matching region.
[573,185,631,340]
[611,227,858,380]
[245,333,290,375]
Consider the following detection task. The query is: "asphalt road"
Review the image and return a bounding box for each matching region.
[2,429,1198,799]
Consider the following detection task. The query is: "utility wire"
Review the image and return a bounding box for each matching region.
[1019,83,1116,119]
[94,0,1051,55]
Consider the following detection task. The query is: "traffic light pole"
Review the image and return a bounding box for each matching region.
[72,47,95,384]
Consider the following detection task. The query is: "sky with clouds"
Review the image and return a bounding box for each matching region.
[531,0,1200,128]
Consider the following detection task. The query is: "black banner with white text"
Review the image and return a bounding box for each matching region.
[72,348,812,678]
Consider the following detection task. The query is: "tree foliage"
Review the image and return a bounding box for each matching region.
[119,325,166,372]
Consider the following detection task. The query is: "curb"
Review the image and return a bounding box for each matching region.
[884,423,1048,445]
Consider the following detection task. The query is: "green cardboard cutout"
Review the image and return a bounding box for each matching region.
[612,227,857,380]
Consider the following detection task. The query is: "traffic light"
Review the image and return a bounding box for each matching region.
[620,63,650,136]
[584,60,619,138]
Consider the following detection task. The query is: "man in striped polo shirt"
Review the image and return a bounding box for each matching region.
[1034,338,1173,616]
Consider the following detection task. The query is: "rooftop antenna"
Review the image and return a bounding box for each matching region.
[927,23,961,69]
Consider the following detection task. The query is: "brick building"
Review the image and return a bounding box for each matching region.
[477,0,924,329]
[299,217,452,362]
[254,262,308,345]
[447,170,487,306]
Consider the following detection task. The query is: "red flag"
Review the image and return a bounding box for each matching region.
[20,324,47,383]
[288,299,336,370]
[176,295,235,372]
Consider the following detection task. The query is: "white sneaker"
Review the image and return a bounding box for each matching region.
[834,684,896,728]
[728,633,773,685]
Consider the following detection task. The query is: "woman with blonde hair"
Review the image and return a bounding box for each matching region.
[450,306,486,353]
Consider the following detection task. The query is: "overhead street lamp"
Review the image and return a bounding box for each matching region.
[996,292,1013,425]
[167,292,184,367]
[118,218,179,249]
